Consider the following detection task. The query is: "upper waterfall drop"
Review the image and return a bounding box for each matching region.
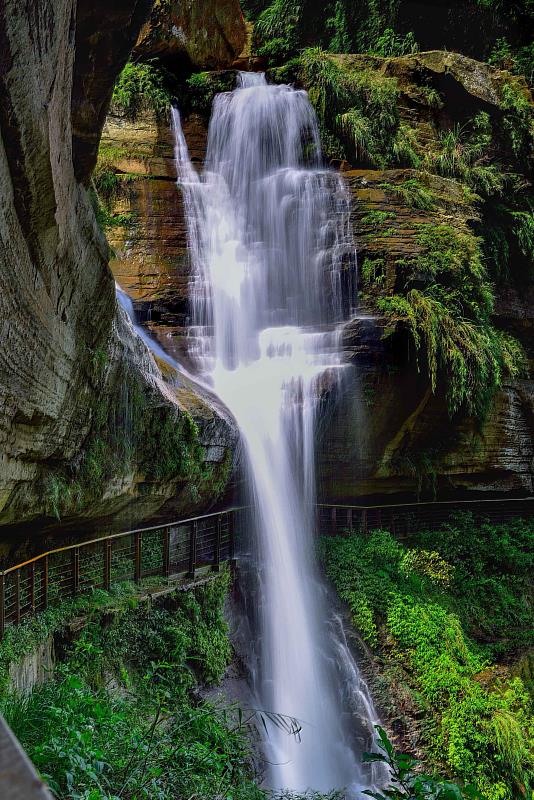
[172,72,381,795]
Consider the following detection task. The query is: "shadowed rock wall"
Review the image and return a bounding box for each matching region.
[0,0,237,531]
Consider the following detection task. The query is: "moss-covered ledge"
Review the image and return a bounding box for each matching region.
[0,572,226,697]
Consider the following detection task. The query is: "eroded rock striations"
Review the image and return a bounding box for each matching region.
[0,0,237,531]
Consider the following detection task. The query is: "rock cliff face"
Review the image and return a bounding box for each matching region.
[316,53,534,501]
[0,0,237,532]
[104,51,534,503]
[134,0,246,68]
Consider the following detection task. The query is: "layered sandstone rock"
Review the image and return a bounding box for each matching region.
[0,0,237,531]
[97,48,534,504]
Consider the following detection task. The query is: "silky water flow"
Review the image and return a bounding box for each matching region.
[172,72,384,795]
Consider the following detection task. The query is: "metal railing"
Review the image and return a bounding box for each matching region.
[317,496,534,537]
[1,497,533,640]
[0,507,244,640]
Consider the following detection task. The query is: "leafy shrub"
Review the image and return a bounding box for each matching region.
[377,222,527,417]
[499,81,534,160]
[369,28,419,57]
[424,113,504,197]
[111,60,171,120]
[1,576,263,800]
[363,726,479,800]
[322,517,534,798]
[400,548,454,588]
[379,179,434,210]
[298,48,404,167]
[184,71,236,115]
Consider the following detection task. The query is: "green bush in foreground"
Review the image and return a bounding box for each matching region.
[322,515,534,800]
[364,726,479,800]
[1,574,263,800]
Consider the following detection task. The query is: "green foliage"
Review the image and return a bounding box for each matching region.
[380,179,435,210]
[1,575,263,800]
[499,81,534,160]
[400,548,454,588]
[298,48,405,167]
[297,48,428,168]
[322,515,534,798]
[480,199,534,283]
[184,71,236,116]
[376,223,527,417]
[254,0,301,62]
[363,726,479,800]
[424,113,504,197]
[369,28,419,57]
[361,211,396,226]
[361,256,386,289]
[111,60,171,120]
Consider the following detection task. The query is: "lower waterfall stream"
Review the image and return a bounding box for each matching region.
[171,73,383,795]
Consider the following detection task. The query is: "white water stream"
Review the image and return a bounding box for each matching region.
[172,73,382,795]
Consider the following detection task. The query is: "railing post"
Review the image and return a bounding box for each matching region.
[14,570,20,625]
[346,508,353,531]
[0,574,4,641]
[134,532,142,583]
[229,512,236,561]
[71,550,80,597]
[213,515,222,572]
[377,508,382,529]
[331,506,337,533]
[361,508,368,534]
[42,555,49,610]
[188,522,198,579]
[29,563,35,614]
[163,527,171,578]
[103,538,112,591]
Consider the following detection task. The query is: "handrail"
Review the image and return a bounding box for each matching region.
[317,496,534,510]
[0,506,245,639]
[317,496,534,537]
[1,497,532,639]
[0,506,246,576]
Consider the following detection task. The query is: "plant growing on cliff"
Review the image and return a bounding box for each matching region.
[380,179,435,210]
[424,113,504,197]
[376,223,527,417]
[184,71,236,116]
[111,60,172,120]
[298,48,401,166]
[369,28,419,57]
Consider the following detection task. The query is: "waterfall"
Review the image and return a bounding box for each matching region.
[172,73,381,795]
[115,284,182,375]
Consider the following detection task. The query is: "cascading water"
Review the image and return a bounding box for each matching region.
[172,73,382,795]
